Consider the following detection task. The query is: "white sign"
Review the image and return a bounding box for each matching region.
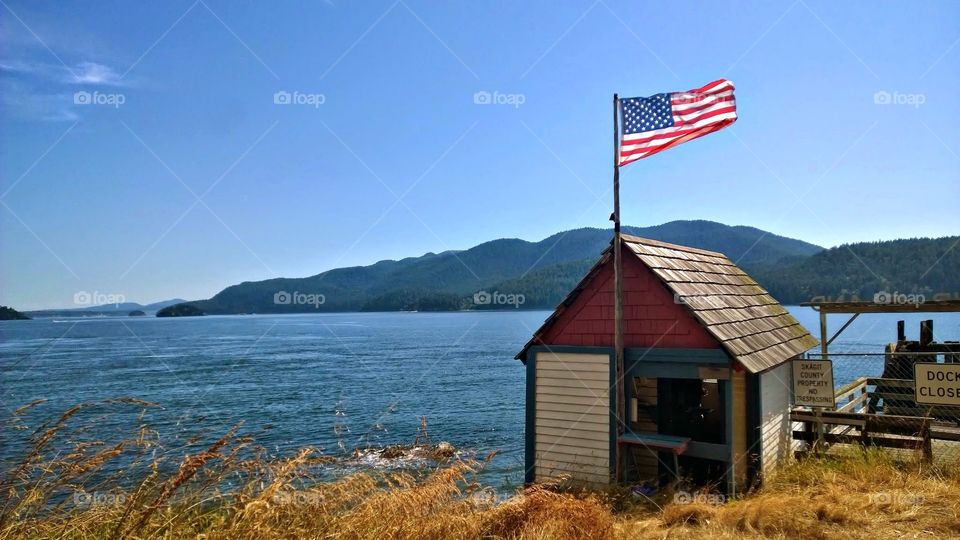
[914,363,960,406]
[792,360,835,407]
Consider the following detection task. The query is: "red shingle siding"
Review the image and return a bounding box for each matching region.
[540,255,719,349]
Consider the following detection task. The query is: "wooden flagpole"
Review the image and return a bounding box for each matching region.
[612,93,625,483]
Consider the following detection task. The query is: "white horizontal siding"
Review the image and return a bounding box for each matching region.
[534,352,610,486]
[760,362,794,477]
[537,417,608,433]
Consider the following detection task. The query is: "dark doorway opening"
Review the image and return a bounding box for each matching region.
[657,378,726,487]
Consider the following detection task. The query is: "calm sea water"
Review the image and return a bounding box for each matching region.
[2,309,958,489]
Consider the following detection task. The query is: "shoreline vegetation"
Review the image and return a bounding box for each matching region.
[3,400,958,539]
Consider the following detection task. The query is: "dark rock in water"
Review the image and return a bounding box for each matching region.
[0,306,30,320]
[156,303,205,317]
[128,310,146,317]
[433,442,455,459]
[380,446,406,459]
[373,442,456,461]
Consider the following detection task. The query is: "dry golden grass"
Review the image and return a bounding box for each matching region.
[2,401,959,539]
[618,448,960,540]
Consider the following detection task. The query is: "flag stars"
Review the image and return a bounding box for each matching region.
[620,92,674,134]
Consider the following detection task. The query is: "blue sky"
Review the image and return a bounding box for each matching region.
[1,0,958,310]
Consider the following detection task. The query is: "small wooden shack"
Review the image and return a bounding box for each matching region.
[516,235,818,492]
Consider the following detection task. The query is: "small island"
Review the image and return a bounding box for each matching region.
[128,310,146,317]
[156,303,205,317]
[0,306,30,320]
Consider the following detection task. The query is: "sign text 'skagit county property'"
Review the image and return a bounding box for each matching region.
[914,363,960,406]
[792,360,835,407]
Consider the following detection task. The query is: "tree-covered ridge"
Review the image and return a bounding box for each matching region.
[753,236,960,304]
[171,220,822,315]
[160,221,957,315]
[0,306,31,320]
[156,304,205,317]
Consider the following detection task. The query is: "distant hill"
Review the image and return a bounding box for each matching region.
[156,304,205,317]
[753,237,960,304]
[0,306,30,320]
[26,298,187,318]
[171,220,825,314]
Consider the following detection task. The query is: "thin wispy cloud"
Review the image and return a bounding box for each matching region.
[1,58,130,121]
[69,61,124,85]
[1,59,128,86]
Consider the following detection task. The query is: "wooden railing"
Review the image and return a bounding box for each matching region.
[834,377,870,414]
[791,409,934,461]
[867,378,960,419]
[825,377,960,419]
[791,377,960,461]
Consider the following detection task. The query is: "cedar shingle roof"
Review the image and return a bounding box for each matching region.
[517,234,818,373]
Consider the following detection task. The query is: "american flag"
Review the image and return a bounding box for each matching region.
[618,79,737,167]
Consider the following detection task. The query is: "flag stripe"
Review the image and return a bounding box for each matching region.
[673,106,737,127]
[673,101,736,123]
[620,118,736,159]
[620,122,732,166]
[672,92,735,112]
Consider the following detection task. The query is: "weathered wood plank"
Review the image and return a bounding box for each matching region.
[536,408,609,424]
[536,417,608,434]
[536,428,610,450]
[536,455,609,471]
[536,437,610,456]
[792,431,926,450]
[536,444,609,461]
[537,368,609,381]
[536,393,608,407]
[536,383,608,398]
[536,377,608,391]
[838,392,869,413]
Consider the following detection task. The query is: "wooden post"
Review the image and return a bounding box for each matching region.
[816,311,828,453]
[819,311,828,360]
[921,418,933,464]
[613,93,625,483]
[920,320,933,348]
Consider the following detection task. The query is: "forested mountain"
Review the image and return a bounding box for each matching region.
[160,221,957,315]
[753,237,960,303]
[168,220,822,314]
